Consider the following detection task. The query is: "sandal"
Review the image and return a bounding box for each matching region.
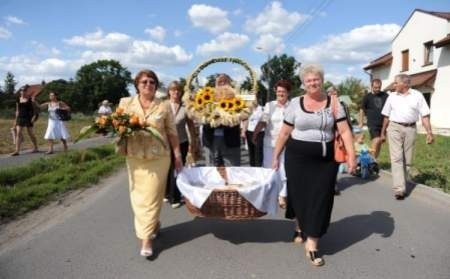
[305,250,325,267]
[293,230,306,244]
[10,151,19,156]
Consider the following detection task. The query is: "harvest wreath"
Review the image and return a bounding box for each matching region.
[183,57,258,127]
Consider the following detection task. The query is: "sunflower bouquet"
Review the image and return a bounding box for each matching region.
[74,107,166,147]
[184,56,258,127]
[186,85,250,127]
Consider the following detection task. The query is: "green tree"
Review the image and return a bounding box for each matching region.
[4,71,17,95]
[336,77,367,113]
[37,79,77,106]
[74,60,132,113]
[260,54,301,101]
[205,74,218,87]
[240,77,268,105]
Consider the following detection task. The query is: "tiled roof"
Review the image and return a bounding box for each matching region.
[384,69,437,91]
[15,84,44,98]
[363,52,392,71]
[416,9,450,20]
[434,34,450,48]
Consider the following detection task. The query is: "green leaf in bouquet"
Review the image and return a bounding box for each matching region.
[144,126,167,148]
[74,125,97,143]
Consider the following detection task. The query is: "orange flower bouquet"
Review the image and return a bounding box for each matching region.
[74,107,166,148]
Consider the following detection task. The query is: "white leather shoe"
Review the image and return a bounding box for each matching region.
[140,248,153,257]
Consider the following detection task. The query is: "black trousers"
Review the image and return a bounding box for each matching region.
[245,130,264,167]
[166,141,189,203]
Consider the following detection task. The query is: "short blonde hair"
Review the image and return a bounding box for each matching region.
[299,64,324,84]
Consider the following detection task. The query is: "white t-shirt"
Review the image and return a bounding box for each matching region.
[247,106,264,132]
[262,100,290,147]
[381,89,430,123]
[98,105,112,115]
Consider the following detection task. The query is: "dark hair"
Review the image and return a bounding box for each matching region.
[275,79,292,92]
[371,79,382,85]
[134,69,159,93]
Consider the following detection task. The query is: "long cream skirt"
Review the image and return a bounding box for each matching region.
[126,156,170,240]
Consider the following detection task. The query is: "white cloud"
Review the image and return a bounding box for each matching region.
[4,15,26,25]
[188,4,231,34]
[64,29,132,52]
[29,41,61,56]
[196,32,249,55]
[0,55,79,85]
[144,26,166,42]
[0,29,193,86]
[324,72,351,84]
[0,26,11,39]
[233,9,242,16]
[64,29,192,67]
[253,34,285,54]
[245,1,308,36]
[295,24,401,64]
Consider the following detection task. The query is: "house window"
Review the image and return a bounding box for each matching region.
[424,41,433,65]
[401,50,409,71]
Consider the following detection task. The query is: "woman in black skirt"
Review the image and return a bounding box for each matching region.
[11,86,39,156]
[272,64,356,266]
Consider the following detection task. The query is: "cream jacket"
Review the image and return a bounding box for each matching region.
[118,96,177,159]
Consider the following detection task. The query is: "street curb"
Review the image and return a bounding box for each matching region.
[379,169,450,207]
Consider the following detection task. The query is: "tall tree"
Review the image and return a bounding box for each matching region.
[260,54,301,101]
[74,60,132,113]
[240,77,268,105]
[336,77,367,113]
[37,79,77,107]
[4,72,17,95]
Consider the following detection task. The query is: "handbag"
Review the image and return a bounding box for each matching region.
[331,95,348,163]
[56,108,71,121]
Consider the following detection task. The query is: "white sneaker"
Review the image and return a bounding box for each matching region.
[171,202,181,209]
[163,198,169,203]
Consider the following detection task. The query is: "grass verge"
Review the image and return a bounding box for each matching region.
[376,133,449,193]
[0,144,124,222]
[0,114,95,155]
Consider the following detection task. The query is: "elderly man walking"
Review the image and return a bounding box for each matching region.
[380,74,434,200]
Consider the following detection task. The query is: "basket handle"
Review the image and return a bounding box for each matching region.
[183,57,258,104]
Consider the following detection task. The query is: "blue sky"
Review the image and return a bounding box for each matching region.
[1,0,449,90]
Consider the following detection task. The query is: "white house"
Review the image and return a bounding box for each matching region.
[363,9,450,129]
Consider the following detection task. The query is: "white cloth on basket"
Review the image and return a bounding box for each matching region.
[177,167,281,215]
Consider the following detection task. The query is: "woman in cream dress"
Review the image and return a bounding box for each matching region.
[118,69,182,257]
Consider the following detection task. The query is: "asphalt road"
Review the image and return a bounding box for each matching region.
[0,145,449,278]
[0,136,112,168]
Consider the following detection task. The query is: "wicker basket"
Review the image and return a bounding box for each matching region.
[184,188,266,220]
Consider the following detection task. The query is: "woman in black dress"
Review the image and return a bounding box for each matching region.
[272,64,356,266]
[11,86,39,156]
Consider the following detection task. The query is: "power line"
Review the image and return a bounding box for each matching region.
[284,0,334,44]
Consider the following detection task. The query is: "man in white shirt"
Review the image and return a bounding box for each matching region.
[380,74,434,200]
[98,100,112,116]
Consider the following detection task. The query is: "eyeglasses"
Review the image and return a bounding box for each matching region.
[140,79,156,85]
